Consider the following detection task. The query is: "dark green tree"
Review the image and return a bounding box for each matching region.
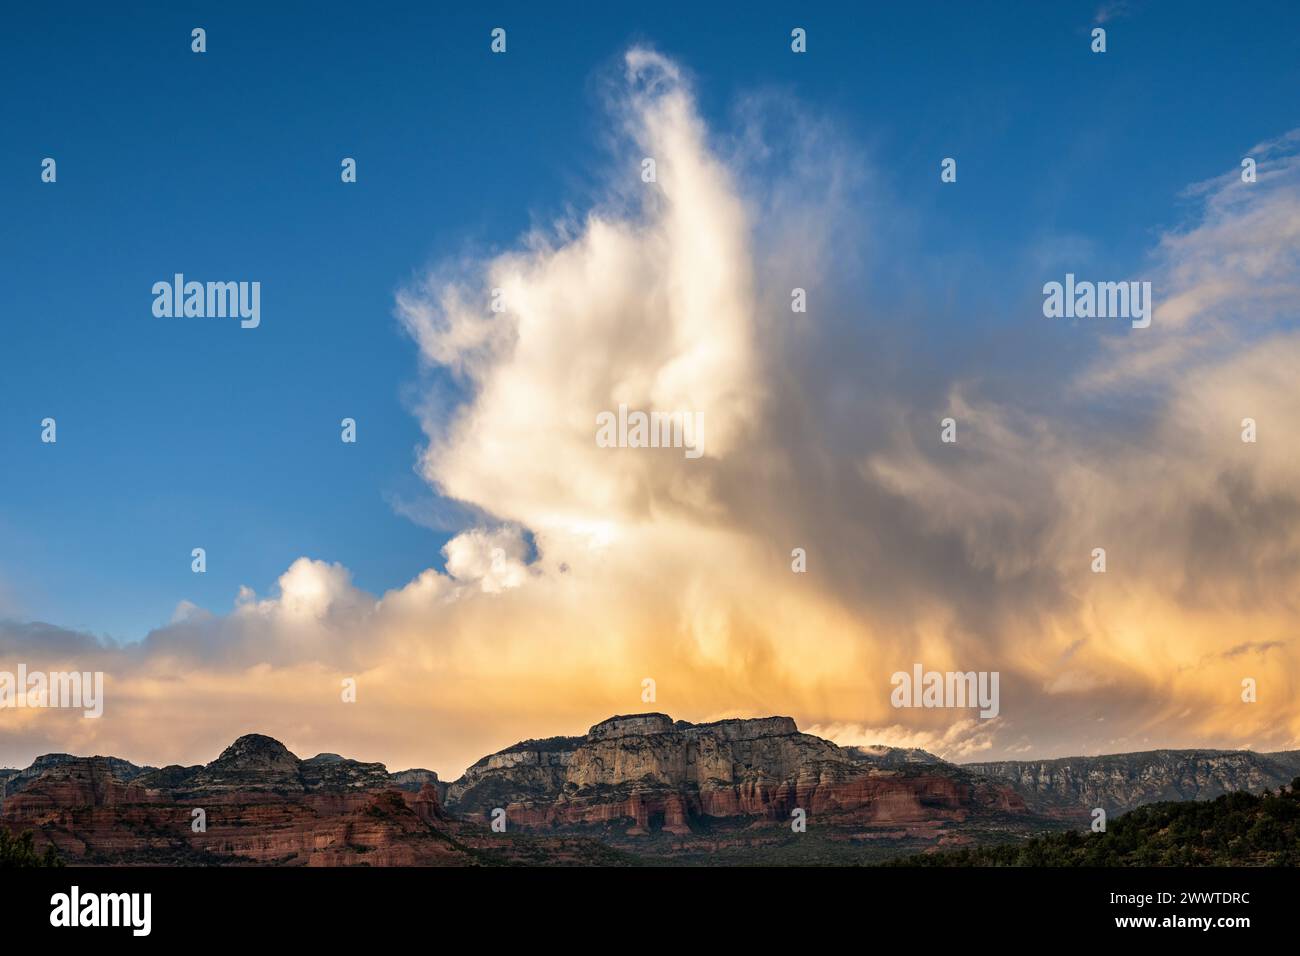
[0,828,64,867]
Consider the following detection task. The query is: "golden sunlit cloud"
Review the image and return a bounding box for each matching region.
[3,51,1298,779]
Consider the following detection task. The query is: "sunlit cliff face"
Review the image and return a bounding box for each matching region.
[2,53,1298,778]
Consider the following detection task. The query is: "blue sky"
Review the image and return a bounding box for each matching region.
[2,0,1298,643]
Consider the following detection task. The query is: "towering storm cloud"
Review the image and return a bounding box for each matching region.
[2,50,1296,778]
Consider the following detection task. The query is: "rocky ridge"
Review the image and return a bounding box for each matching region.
[964,749,1300,815]
[5,713,1295,864]
[445,712,1022,834]
[0,735,607,865]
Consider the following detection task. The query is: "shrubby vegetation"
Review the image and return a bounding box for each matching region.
[891,778,1300,866]
[0,828,63,868]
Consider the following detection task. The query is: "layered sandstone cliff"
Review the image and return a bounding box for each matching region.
[446,712,1023,834]
[0,736,614,865]
[9,716,1292,865]
[0,737,460,864]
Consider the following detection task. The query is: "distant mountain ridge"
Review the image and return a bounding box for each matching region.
[2,733,443,801]
[0,736,613,866]
[3,714,1297,865]
[965,749,1300,816]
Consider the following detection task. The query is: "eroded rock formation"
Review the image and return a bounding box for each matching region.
[446,713,1022,834]
[6,714,1291,864]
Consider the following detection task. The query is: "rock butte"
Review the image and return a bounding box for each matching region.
[446,712,1020,835]
[3,714,1297,864]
